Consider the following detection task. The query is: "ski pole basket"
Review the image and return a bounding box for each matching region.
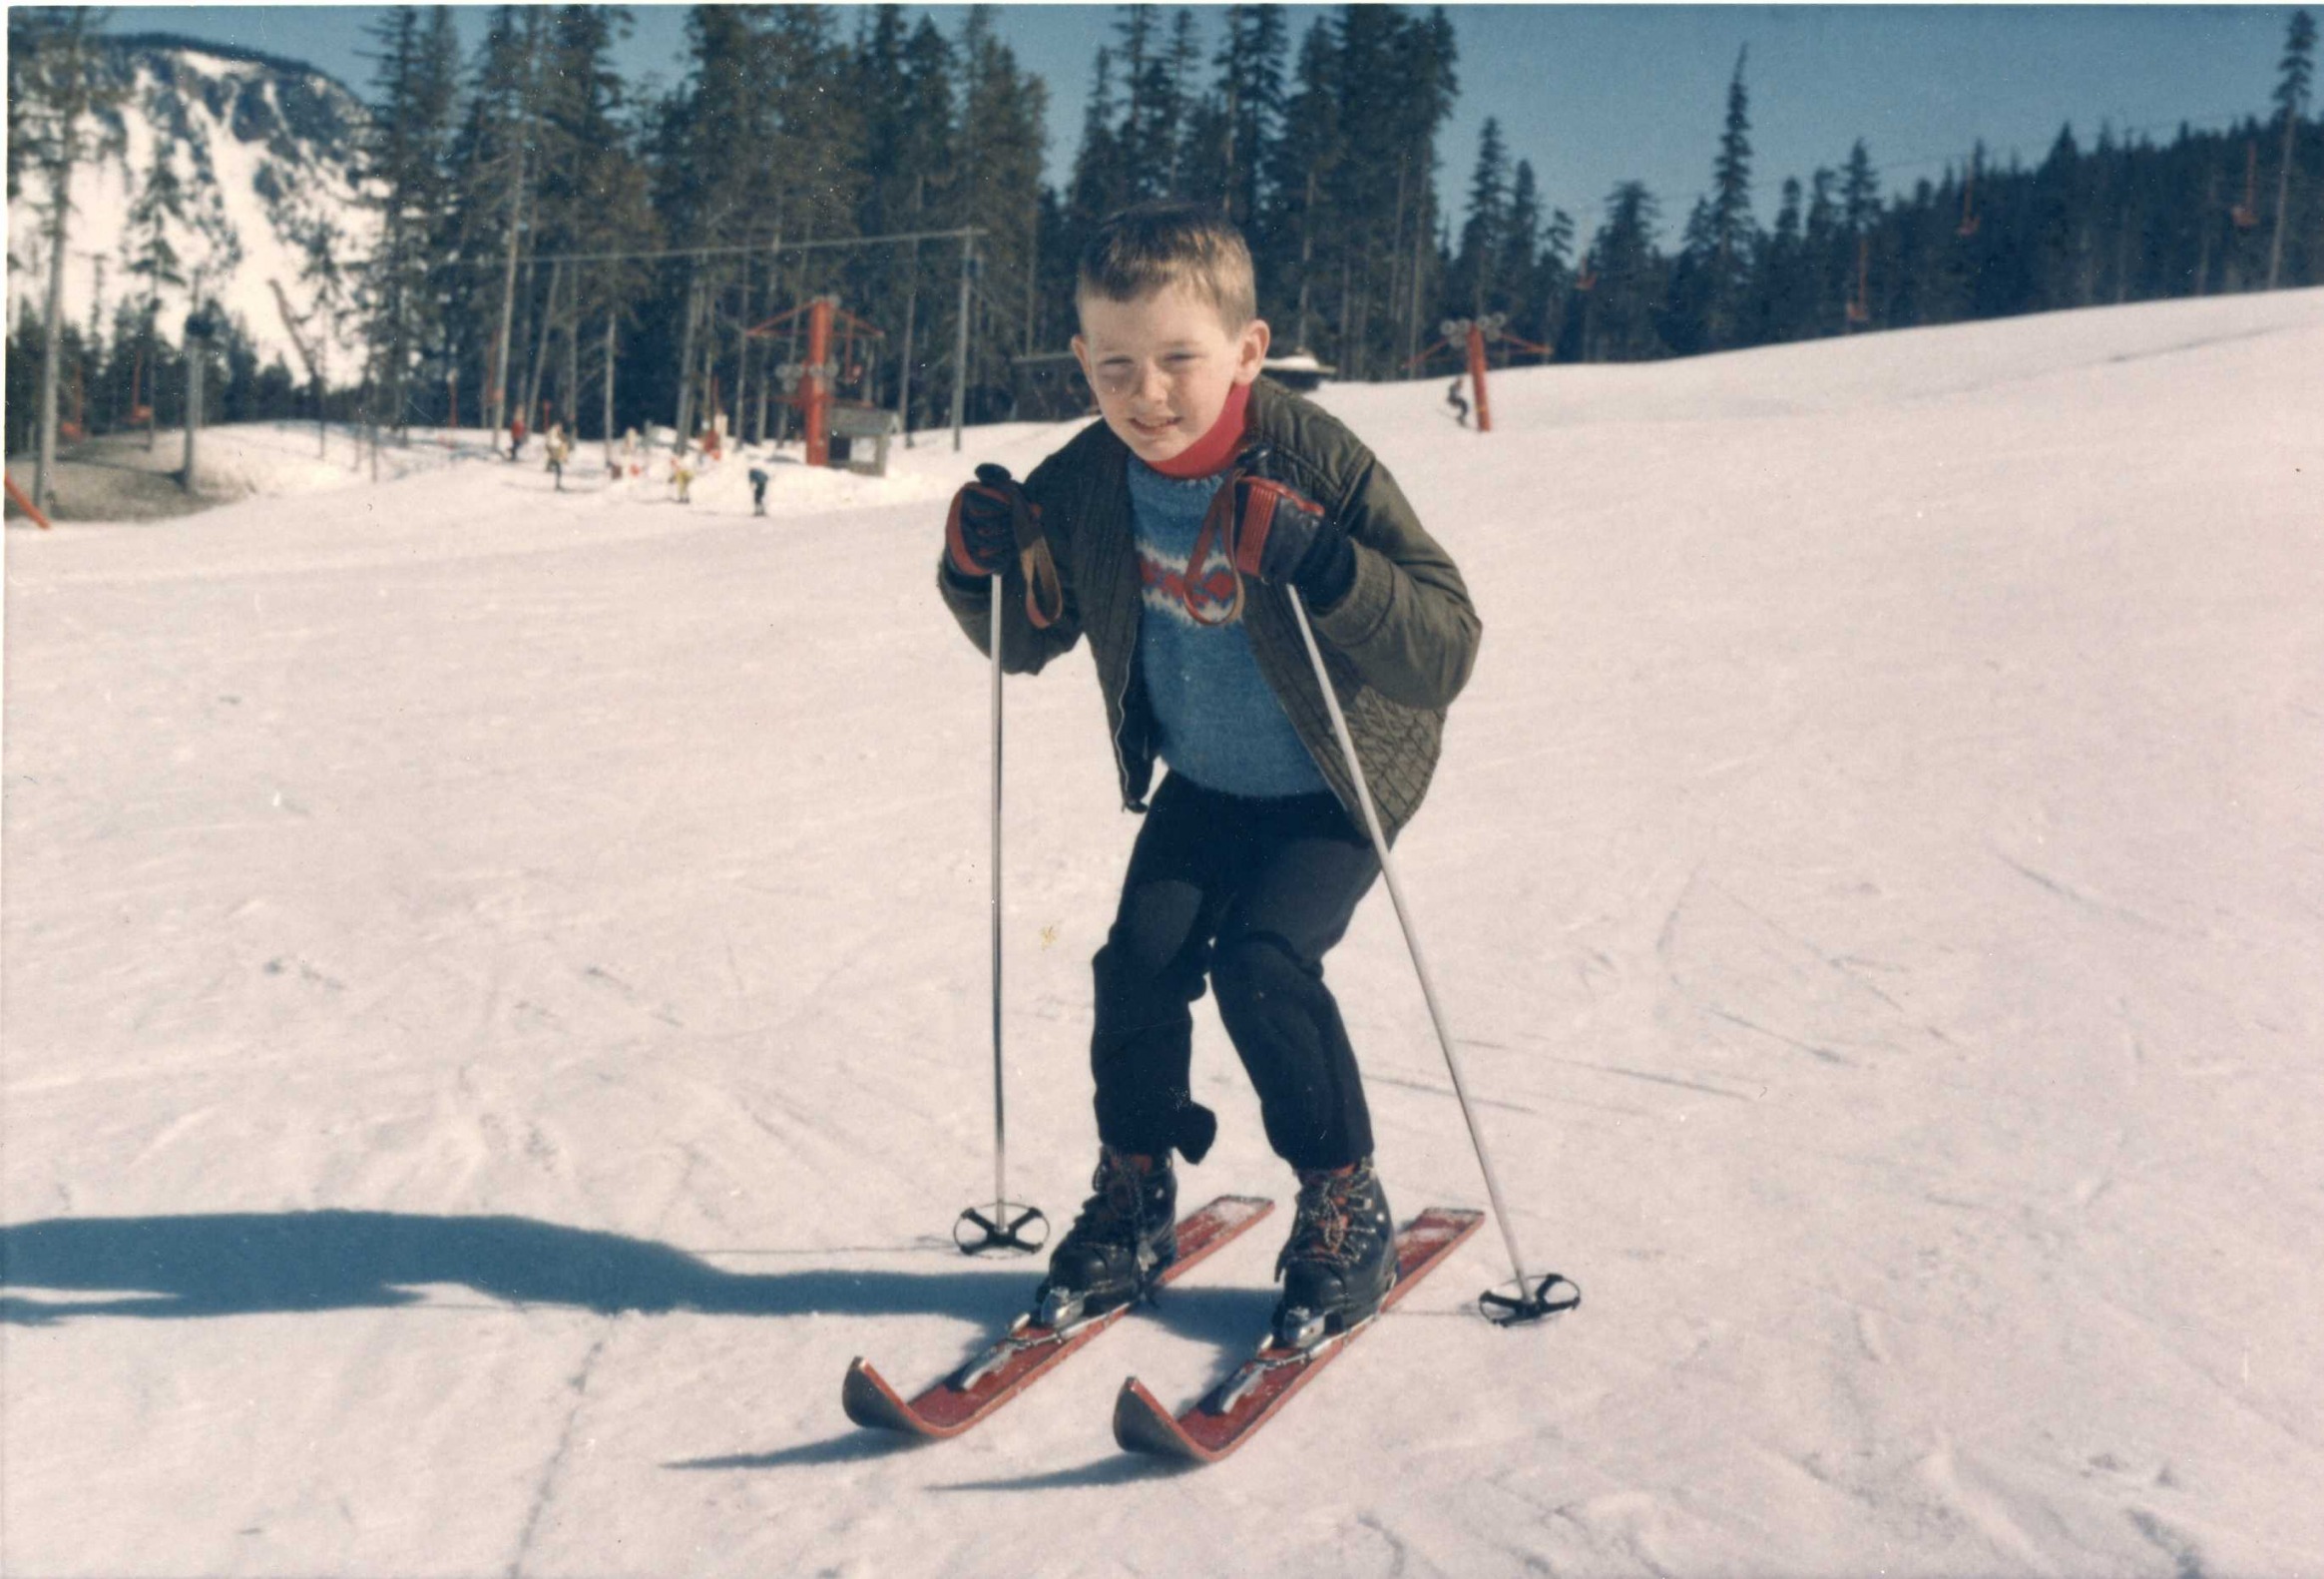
[1479,1273,1582,1327]
[954,1202,1049,1256]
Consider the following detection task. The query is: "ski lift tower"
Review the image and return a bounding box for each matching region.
[752,296,887,467]
[749,295,888,469]
[1407,313,1551,434]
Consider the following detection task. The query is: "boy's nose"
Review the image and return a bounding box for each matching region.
[1134,362,1171,404]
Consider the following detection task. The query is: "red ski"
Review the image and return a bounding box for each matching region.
[842,1194,1274,1439]
[1112,1206,1486,1463]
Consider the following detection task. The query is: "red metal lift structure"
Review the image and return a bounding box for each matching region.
[745,296,887,468]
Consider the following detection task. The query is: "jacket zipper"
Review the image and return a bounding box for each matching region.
[1109,645,1142,811]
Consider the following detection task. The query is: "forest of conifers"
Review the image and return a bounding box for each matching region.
[9,4,2320,449]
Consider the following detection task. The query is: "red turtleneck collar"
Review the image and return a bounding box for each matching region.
[1147,378,1252,479]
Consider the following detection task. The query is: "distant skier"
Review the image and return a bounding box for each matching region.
[937,202,1480,1351]
[1445,374,1470,427]
[671,446,695,504]
[546,425,570,491]
[748,466,769,516]
[509,412,527,461]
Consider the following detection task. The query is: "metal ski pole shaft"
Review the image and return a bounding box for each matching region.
[1285,587,1536,1293]
[954,569,1045,1255]
[989,591,1008,1222]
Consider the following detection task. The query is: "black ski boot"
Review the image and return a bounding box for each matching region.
[1032,1149,1176,1327]
[1271,1158,1397,1349]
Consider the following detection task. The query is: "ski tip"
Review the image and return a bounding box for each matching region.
[1112,1376,1211,1463]
[841,1357,921,1433]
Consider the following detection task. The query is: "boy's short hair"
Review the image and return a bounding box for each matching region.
[1077,201,1257,330]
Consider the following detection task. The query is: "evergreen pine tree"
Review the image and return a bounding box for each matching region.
[1067,47,1132,252]
[1213,4,1287,232]
[2034,122,2089,309]
[1538,203,1576,355]
[1751,175,1806,344]
[1263,17,1341,354]
[2268,9,2316,287]
[1591,180,1666,361]
[361,5,461,435]
[11,6,129,506]
[124,138,189,442]
[1660,195,1717,356]
[1705,46,1755,348]
[1113,6,1163,201]
[1498,158,1544,335]
[1451,117,1510,317]
[955,9,1047,408]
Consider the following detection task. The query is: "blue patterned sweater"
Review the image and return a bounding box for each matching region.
[1127,458,1330,799]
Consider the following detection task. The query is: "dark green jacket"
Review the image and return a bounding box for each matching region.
[937,377,1480,839]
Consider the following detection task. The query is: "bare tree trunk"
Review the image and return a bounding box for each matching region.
[735,253,752,443]
[1386,156,1409,372]
[1409,189,1429,371]
[755,236,776,443]
[951,234,974,451]
[489,153,525,443]
[674,268,701,447]
[1024,199,1039,355]
[146,319,160,453]
[898,177,923,444]
[563,268,581,436]
[1294,168,1317,351]
[180,333,204,494]
[602,312,617,469]
[2196,164,2219,296]
[695,267,719,441]
[524,258,560,436]
[36,190,70,510]
[782,211,817,443]
[1338,256,1355,380]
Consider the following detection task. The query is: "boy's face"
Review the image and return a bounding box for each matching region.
[1072,283,1270,467]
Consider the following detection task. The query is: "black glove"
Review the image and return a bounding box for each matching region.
[1225,454,1356,608]
[945,463,1032,579]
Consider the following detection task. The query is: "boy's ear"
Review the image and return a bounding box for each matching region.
[1232,317,1272,385]
[1070,333,1092,383]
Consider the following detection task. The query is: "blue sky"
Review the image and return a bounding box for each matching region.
[117,5,2304,242]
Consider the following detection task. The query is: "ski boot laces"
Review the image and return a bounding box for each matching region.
[1275,1162,1383,1278]
[1060,1149,1165,1250]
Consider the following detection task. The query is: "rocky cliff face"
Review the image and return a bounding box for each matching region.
[8,35,376,378]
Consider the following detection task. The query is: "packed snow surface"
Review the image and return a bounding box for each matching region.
[5,290,2321,1577]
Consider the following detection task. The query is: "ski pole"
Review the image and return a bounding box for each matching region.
[1284,586,1578,1325]
[954,469,1048,1256]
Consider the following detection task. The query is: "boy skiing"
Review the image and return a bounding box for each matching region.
[936,202,1480,1351]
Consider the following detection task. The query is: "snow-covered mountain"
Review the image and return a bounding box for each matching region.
[6,35,374,377]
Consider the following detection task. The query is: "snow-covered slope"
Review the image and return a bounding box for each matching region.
[6,37,372,373]
[5,289,2321,1576]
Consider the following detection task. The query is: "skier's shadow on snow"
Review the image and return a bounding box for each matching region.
[0,1210,1035,1326]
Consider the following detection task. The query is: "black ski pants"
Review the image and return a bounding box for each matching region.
[1090,773,1383,1173]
